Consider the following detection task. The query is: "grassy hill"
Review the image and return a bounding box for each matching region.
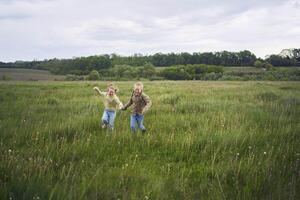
[0,81,299,199]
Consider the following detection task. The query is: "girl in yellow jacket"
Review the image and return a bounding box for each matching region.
[93,84,123,130]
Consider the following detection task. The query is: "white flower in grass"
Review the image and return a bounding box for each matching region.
[236,153,239,156]
[8,149,12,153]
[264,152,267,155]
[248,146,252,150]
[145,195,149,199]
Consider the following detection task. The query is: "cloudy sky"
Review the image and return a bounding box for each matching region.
[0,0,300,62]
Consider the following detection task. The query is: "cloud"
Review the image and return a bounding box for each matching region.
[0,0,299,61]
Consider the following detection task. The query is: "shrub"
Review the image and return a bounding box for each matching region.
[254,60,264,68]
[87,70,100,80]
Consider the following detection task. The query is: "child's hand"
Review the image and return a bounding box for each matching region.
[121,107,126,111]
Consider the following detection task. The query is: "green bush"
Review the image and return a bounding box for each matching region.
[87,70,100,80]
[254,60,264,68]
[160,64,224,80]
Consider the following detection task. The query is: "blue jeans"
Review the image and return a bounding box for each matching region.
[102,109,116,129]
[130,114,146,132]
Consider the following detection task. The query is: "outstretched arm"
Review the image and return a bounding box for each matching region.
[93,87,106,96]
[114,96,124,110]
[122,97,133,110]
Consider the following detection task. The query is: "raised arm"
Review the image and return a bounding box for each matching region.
[93,87,106,96]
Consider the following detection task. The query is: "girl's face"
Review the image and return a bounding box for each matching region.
[134,87,142,96]
[107,87,115,96]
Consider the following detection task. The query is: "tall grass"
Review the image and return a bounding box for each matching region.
[0,81,299,199]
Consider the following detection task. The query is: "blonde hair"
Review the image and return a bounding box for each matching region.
[134,81,144,90]
[107,82,118,93]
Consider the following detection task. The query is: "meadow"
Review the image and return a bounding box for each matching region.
[0,81,299,199]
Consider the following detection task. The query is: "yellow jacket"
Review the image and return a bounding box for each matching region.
[99,91,123,111]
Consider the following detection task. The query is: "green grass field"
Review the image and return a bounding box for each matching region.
[0,81,299,199]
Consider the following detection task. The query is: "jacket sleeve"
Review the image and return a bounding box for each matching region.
[142,93,152,113]
[94,87,106,96]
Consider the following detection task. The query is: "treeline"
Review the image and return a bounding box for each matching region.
[1,49,300,77]
[111,50,256,67]
[0,56,112,75]
[79,64,225,81]
[76,63,299,81]
[0,50,257,75]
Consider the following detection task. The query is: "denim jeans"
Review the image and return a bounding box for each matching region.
[130,114,146,132]
[102,109,116,129]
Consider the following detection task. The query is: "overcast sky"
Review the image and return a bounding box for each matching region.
[0,0,300,62]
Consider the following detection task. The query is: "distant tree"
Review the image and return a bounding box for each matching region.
[141,63,156,78]
[238,50,256,66]
[266,55,296,66]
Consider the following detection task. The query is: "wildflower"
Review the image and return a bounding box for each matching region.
[8,149,12,153]
[236,153,239,156]
[264,152,267,155]
[145,196,149,200]
[248,146,252,149]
